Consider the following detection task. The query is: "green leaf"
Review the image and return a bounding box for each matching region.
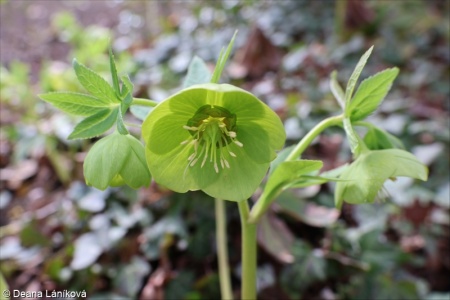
[349,68,399,121]
[116,85,133,135]
[364,126,405,150]
[130,105,153,121]
[344,46,373,114]
[109,47,121,96]
[69,108,118,139]
[258,213,294,263]
[39,92,116,116]
[121,74,134,97]
[343,117,360,154]
[211,31,237,83]
[183,56,211,88]
[249,160,323,223]
[73,59,119,104]
[276,191,340,227]
[330,70,345,109]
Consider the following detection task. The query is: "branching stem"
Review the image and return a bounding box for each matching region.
[285,114,344,161]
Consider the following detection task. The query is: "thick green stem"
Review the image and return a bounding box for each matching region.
[215,199,233,300]
[238,200,257,300]
[132,98,158,107]
[285,114,344,161]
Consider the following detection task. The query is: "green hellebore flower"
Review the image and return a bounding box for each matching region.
[84,131,151,190]
[142,83,286,202]
[335,149,428,208]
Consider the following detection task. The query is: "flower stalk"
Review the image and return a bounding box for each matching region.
[285,114,344,161]
[238,200,257,300]
[215,199,233,300]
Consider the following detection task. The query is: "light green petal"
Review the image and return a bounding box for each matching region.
[145,145,201,193]
[237,121,273,163]
[83,132,128,190]
[201,144,270,201]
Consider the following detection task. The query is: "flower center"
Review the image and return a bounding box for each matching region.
[181,105,243,173]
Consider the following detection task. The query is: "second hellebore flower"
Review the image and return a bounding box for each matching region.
[335,148,428,208]
[84,131,151,190]
[142,83,286,201]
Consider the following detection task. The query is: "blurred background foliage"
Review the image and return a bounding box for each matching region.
[0,0,448,299]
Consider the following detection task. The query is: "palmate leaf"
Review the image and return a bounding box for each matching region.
[73,59,119,104]
[39,92,116,116]
[348,68,399,121]
[68,108,118,140]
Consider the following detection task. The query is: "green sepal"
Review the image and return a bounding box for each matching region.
[249,160,323,223]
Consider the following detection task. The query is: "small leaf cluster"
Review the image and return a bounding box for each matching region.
[40,49,150,190]
[39,49,133,139]
[250,46,428,221]
[331,46,428,207]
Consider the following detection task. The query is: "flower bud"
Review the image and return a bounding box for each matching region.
[84,132,151,190]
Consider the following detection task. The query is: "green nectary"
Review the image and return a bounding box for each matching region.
[142,83,286,202]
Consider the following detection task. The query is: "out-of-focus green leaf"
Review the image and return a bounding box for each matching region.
[276,191,340,227]
[109,47,121,96]
[330,70,345,109]
[130,105,153,121]
[210,31,237,83]
[183,56,211,88]
[258,213,294,263]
